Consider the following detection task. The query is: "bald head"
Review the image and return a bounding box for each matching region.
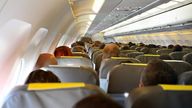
[102,43,120,59]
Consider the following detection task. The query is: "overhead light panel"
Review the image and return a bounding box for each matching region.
[157,1,178,9]
[173,0,186,2]
[92,0,105,13]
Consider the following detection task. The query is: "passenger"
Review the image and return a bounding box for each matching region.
[92,41,102,47]
[76,41,85,47]
[168,44,174,49]
[73,94,122,108]
[80,37,93,44]
[139,59,177,87]
[120,45,129,50]
[54,46,72,57]
[99,43,105,49]
[102,43,120,60]
[173,44,183,52]
[71,46,86,53]
[34,53,57,70]
[25,69,61,84]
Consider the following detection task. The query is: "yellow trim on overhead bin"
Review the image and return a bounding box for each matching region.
[57,56,83,59]
[160,84,192,91]
[28,83,85,90]
[122,63,147,66]
[144,54,160,57]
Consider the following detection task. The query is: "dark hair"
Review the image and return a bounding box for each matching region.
[141,59,177,86]
[168,44,174,49]
[25,69,61,84]
[173,45,183,52]
[54,46,72,57]
[73,94,122,108]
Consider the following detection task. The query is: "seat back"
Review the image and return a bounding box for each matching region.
[45,65,98,85]
[95,53,103,71]
[135,54,160,63]
[127,85,192,108]
[127,52,144,58]
[178,71,192,85]
[56,56,95,69]
[3,83,103,108]
[156,49,172,55]
[72,52,90,59]
[119,50,137,57]
[107,63,147,93]
[183,52,192,65]
[169,52,187,60]
[99,57,140,79]
[164,60,192,75]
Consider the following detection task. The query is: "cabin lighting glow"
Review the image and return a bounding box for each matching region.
[174,0,186,2]
[124,92,129,97]
[92,0,105,13]
[157,1,178,9]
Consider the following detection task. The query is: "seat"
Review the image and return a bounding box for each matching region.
[56,56,95,69]
[95,53,103,72]
[107,63,147,93]
[183,52,192,65]
[119,50,137,57]
[3,83,104,108]
[156,49,172,55]
[178,71,192,85]
[127,52,144,58]
[72,52,90,59]
[135,54,160,63]
[148,48,159,54]
[169,51,187,60]
[99,57,140,79]
[127,85,192,108]
[92,50,102,62]
[164,60,192,75]
[45,65,99,85]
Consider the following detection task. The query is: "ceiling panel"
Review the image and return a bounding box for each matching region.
[87,0,171,35]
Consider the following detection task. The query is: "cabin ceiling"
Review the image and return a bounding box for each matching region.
[86,0,172,35]
[69,0,96,37]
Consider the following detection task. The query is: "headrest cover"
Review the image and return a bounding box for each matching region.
[28,83,85,90]
[144,54,160,57]
[160,84,192,91]
[122,63,147,66]
[57,56,83,59]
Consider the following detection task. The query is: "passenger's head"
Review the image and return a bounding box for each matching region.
[71,46,86,53]
[173,45,183,52]
[168,44,174,49]
[54,46,72,57]
[121,45,129,50]
[102,43,120,60]
[25,69,61,84]
[140,59,177,86]
[92,41,102,47]
[73,94,122,108]
[99,43,105,49]
[34,53,57,70]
